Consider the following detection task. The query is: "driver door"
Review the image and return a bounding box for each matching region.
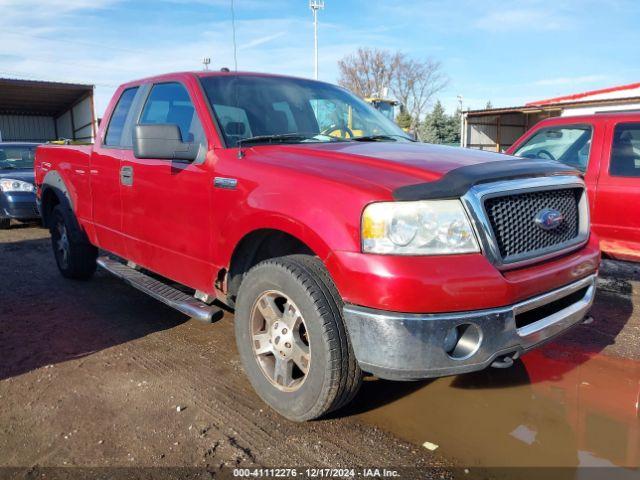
[119,81,213,292]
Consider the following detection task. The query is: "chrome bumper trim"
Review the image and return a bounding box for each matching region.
[342,274,596,381]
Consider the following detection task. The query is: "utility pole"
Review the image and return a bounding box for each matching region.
[457,95,465,148]
[202,57,211,71]
[309,0,324,80]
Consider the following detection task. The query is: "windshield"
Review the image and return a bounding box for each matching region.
[514,126,592,172]
[200,75,411,147]
[373,102,395,122]
[0,145,36,170]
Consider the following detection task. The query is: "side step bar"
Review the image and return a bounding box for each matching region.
[97,256,224,323]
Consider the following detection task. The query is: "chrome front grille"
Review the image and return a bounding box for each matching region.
[484,188,582,262]
[462,176,590,270]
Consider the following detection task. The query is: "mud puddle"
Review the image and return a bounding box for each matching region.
[353,345,639,471]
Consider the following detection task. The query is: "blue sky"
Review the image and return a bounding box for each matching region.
[1,0,639,116]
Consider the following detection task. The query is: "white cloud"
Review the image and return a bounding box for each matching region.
[0,0,385,115]
[240,32,287,50]
[474,8,571,32]
[532,75,609,86]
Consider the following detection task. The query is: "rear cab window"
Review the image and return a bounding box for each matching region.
[610,123,640,177]
[514,125,593,172]
[104,87,139,147]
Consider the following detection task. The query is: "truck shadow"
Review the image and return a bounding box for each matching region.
[0,236,190,381]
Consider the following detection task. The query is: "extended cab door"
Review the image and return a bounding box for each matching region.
[90,85,143,256]
[119,81,214,291]
[593,120,640,261]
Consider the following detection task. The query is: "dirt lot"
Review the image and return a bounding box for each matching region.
[1,225,639,479]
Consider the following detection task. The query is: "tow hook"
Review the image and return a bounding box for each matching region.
[491,352,519,369]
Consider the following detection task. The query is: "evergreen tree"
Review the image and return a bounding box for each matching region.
[419,101,461,145]
[396,107,413,130]
[446,107,461,144]
[420,101,448,143]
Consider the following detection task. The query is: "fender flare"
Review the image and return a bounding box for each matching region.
[40,170,75,228]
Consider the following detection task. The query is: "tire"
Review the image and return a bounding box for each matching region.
[0,218,10,229]
[235,255,362,422]
[49,205,98,280]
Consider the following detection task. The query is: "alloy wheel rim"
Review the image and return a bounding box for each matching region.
[56,222,70,269]
[250,290,310,392]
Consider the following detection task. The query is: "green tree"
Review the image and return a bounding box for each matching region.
[395,107,413,130]
[447,107,461,144]
[419,101,461,145]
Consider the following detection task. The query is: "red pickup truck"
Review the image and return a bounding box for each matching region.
[508,113,640,262]
[35,72,600,421]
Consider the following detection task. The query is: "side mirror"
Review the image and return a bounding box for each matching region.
[133,124,198,161]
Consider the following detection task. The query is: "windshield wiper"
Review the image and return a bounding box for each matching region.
[238,132,347,147]
[351,134,415,142]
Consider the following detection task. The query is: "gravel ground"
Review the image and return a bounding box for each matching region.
[0,226,450,479]
[1,225,638,480]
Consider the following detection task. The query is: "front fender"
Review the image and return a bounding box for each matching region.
[214,183,366,288]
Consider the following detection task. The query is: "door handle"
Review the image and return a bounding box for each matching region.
[120,166,134,186]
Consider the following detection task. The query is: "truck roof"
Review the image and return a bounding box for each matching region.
[535,112,640,124]
[119,70,334,89]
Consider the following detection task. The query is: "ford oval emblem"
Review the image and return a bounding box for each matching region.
[535,208,564,231]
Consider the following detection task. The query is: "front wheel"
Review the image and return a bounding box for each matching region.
[49,205,98,280]
[235,255,362,421]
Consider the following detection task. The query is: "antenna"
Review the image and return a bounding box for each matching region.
[202,57,211,71]
[229,0,243,158]
[230,0,238,72]
[309,0,324,80]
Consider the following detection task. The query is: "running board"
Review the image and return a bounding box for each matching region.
[97,256,224,323]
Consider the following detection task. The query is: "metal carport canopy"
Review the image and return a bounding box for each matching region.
[0,77,93,116]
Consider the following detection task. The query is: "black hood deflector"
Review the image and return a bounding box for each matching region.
[392,159,581,201]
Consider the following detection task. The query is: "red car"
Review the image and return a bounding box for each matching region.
[35,72,599,421]
[508,113,640,262]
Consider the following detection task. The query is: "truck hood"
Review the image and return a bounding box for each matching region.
[249,142,576,198]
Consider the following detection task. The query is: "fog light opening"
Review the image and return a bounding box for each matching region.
[444,323,482,360]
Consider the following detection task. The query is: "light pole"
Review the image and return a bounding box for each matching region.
[457,95,465,148]
[309,0,324,80]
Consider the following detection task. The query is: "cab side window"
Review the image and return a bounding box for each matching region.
[140,82,205,147]
[610,123,640,177]
[104,87,139,147]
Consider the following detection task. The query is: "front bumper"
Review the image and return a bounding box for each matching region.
[342,274,596,380]
[0,192,39,220]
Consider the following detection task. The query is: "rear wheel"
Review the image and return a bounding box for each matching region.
[49,205,97,279]
[0,218,10,229]
[235,255,362,422]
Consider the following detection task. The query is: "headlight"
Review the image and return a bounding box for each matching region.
[0,179,35,193]
[362,200,480,255]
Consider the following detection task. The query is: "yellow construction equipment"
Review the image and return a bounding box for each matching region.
[365,97,399,123]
